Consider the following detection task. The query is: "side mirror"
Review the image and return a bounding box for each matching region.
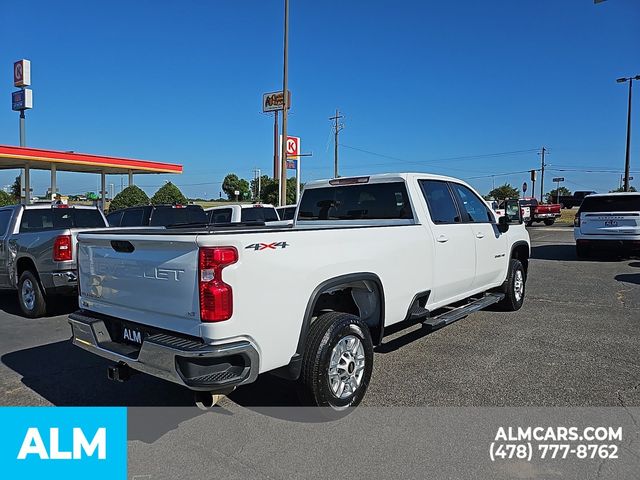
[504,199,523,224]
[497,215,509,233]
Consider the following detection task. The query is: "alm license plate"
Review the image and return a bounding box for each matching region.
[121,324,147,345]
[604,220,618,227]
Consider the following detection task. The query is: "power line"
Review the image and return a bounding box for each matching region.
[340,144,539,165]
[467,170,532,180]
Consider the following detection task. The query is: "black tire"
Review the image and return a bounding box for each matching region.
[18,270,47,318]
[544,219,555,226]
[497,259,526,311]
[526,220,534,227]
[300,312,374,409]
[576,244,590,259]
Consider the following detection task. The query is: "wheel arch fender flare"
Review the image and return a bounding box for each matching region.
[283,273,385,380]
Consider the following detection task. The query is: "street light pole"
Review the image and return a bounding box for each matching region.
[618,75,640,192]
[279,0,289,207]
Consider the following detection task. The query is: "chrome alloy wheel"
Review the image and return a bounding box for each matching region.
[21,279,35,311]
[328,335,366,399]
[514,269,524,302]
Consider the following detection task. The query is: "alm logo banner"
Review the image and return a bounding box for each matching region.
[0,407,126,480]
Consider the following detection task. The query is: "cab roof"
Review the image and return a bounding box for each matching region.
[304,172,465,189]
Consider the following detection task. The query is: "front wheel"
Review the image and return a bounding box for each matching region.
[544,219,555,226]
[497,259,526,311]
[300,312,373,409]
[18,270,47,318]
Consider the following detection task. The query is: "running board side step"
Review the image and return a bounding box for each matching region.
[422,293,505,329]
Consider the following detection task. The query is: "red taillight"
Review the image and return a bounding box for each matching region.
[199,247,238,322]
[53,235,72,262]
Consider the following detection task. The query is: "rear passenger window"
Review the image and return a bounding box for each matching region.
[450,183,493,223]
[298,182,413,220]
[106,211,123,227]
[419,180,461,224]
[73,209,105,228]
[0,210,13,236]
[121,208,145,227]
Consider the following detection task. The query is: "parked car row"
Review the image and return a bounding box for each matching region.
[0,202,297,317]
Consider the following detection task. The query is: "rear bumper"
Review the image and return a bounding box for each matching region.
[576,238,640,252]
[41,270,78,295]
[68,310,259,392]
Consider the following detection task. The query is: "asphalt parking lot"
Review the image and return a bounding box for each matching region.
[0,226,639,409]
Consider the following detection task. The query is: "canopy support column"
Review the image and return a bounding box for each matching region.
[22,166,31,205]
[50,164,57,201]
[128,170,134,186]
[100,171,106,212]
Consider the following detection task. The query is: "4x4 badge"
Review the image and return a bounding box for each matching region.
[245,242,289,251]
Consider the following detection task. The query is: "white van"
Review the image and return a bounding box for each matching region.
[574,192,640,257]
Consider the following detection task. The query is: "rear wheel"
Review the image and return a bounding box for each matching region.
[497,259,526,311]
[300,312,373,409]
[18,270,47,318]
[544,219,555,226]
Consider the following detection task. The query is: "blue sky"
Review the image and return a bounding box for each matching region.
[1,0,639,199]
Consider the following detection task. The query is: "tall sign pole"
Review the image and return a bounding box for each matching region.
[279,0,290,207]
[13,59,33,204]
[539,146,547,202]
[273,110,279,181]
[263,91,290,180]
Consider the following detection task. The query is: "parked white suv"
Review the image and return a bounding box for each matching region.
[69,173,530,409]
[574,192,640,257]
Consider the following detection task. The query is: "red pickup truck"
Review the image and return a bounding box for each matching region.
[520,198,561,226]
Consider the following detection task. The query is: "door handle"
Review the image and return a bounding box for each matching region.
[476,232,485,239]
[436,235,448,243]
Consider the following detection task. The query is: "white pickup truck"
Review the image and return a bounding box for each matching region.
[69,173,530,409]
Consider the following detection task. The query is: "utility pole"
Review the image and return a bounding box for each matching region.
[278,0,289,207]
[253,168,262,200]
[330,109,344,178]
[539,146,547,202]
[617,75,640,192]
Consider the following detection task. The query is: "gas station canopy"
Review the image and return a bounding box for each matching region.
[0,145,183,175]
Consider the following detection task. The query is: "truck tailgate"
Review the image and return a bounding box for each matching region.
[77,233,201,336]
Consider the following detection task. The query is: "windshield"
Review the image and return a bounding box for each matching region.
[579,195,640,213]
[149,206,207,226]
[241,207,279,222]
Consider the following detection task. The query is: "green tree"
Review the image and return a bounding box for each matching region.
[108,185,150,212]
[545,186,571,203]
[222,173,251,201]
[151,181,187,205]
[488,184,520,201]
[10,176,20,200]
[609,186,637,192]
[0,190,17,206]
[262,177,297,205]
